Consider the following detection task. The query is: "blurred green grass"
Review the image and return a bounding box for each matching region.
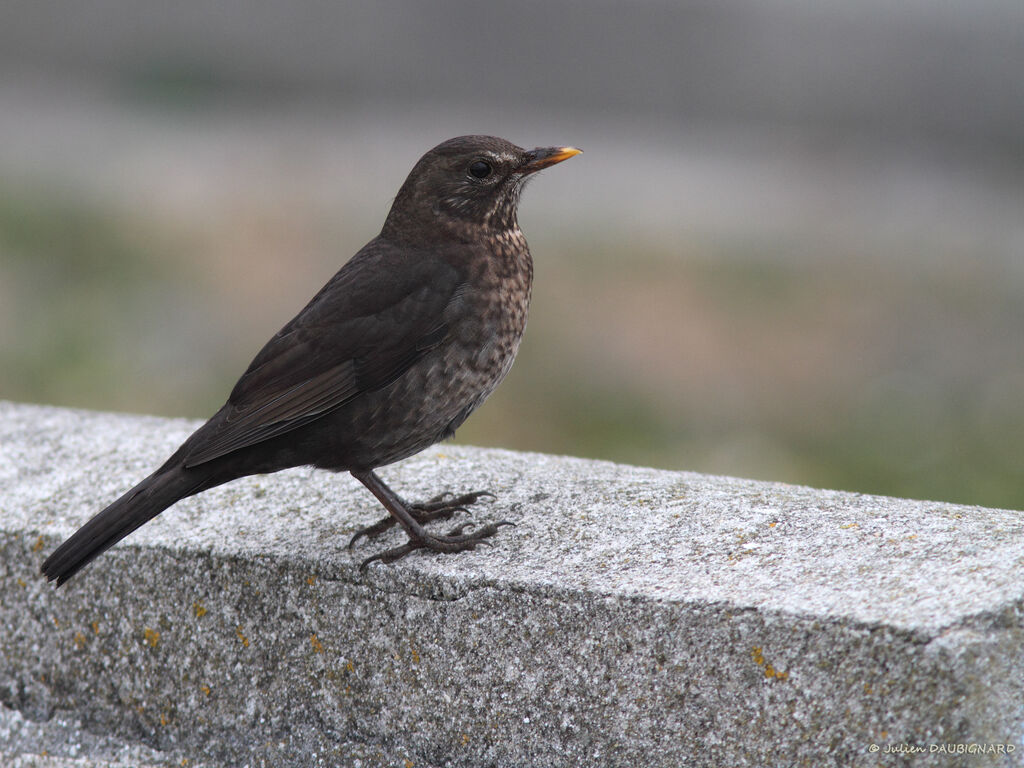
[0,191,168,409]
[2,188,1022,512]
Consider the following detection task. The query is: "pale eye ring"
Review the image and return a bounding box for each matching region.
[469,160,492,179]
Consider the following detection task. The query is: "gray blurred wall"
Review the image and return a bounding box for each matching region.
[2,0,1022,155]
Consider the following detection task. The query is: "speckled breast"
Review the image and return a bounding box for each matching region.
[328,228,534,470]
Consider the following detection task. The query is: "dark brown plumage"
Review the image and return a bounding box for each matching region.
[41,135,580,586]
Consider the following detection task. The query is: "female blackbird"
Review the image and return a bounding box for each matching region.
[42,135,580,586]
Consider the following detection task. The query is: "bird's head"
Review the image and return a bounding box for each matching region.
[382,135,581,243]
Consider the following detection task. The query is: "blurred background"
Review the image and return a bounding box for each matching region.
[1,1,1022,509]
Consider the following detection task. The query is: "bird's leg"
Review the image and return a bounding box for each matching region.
[349,470,511,568]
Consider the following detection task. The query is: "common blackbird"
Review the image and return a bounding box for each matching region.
[41,135,581,586]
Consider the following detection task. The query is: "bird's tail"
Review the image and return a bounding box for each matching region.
[41,466,203,587]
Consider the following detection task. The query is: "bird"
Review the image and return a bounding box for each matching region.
[41,135,581,587]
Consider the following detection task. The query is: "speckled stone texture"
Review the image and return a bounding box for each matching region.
[2,400,1024,767]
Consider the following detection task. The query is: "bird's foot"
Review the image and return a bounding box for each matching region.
[358,520,514,570]
[347,490,495,548]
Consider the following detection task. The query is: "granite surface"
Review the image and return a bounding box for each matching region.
[2,401,1023,767]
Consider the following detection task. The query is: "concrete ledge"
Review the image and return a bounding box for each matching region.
[2,400,1023,766]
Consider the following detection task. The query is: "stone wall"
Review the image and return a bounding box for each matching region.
[1,401,1022,766]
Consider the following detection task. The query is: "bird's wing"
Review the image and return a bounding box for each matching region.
[182,239,466,467]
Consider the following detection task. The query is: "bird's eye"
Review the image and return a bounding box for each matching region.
[469,160,492,179]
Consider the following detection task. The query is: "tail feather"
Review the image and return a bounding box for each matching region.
[41,468,201,587]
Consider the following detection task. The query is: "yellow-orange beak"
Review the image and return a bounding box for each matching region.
[520,146,583,174]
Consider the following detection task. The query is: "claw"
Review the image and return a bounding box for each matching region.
[445,522,475,537]
[348,516,397,548]
[360,542,420,570]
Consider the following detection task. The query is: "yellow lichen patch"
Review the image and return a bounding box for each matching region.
[751,646,788,681]
[763,665,789,681]
[144,628,160,648]
[840,523,859,530]
[201,684,211,696]
[461,733,470,746]
[310,634,324,653]
[32,536,45,553]
[193,601,207,619]
[52,618,60,629]
[236,626,250,647]
[160,713,169,726]
[73,632,87,650]
[17,578,26,588]
[346,660,355,673]
[410,640,420,664]
[405,760,414,768]
[306,575,317,586]
[91,621,100,634]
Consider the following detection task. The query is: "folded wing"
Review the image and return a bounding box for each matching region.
[183,240,466,467]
